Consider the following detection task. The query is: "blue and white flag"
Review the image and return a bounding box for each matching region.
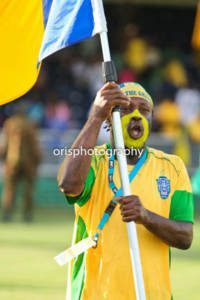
[39,0,107,62]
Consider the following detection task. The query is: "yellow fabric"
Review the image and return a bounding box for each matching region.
[120,82,154,107]
[69,145,192,300]
[192,2,200,50]
[154,100,181,138]
[155,100,180,125]
[125,38,148,73]
[188,116,200,142]
[164,60,188,88]
[174,132,191,166]
[121,109,149,149]
[0,1,44,105]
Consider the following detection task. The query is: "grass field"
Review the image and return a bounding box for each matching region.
[0,208,199,300]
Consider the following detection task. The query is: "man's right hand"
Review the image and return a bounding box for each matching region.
[58,82,130,196]
[89,82,130,121]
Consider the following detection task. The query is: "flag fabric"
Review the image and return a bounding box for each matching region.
[39,0,107,62]
[192,2,200,50]
[0,0,107,105]
[0,1,45,105]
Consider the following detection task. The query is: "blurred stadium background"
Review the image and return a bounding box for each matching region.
[0,0,200,299]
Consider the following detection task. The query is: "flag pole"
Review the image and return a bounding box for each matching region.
[98,4,146,300]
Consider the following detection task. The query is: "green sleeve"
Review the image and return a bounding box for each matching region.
[169,190,194,223]
[64,144,109,207]
[65,166,95,207]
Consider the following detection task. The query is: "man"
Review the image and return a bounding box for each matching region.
[58,82,194,300]
[1,112,41,221]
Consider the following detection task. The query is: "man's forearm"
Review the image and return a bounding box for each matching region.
[143,210,193,250]
[58,115,103,194]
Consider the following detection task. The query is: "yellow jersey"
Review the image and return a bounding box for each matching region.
[65,144,194,300]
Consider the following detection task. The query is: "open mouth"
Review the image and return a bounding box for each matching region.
[128,123,144,139]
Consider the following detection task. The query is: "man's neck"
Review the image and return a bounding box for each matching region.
[126,147,145,165]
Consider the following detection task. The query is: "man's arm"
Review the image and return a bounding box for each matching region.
[116,195,193,250]
[142,210,193,250]
[57,115,102,195]
[58,82,130,195]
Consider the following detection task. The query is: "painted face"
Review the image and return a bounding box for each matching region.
[120,98,152,149]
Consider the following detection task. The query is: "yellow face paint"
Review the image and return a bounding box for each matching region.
[121,109,149,149]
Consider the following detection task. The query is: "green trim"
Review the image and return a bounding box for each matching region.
[148,150,180,176]
[65,167,95,207]
[169,190,194,223]
[71,216,88,300]
[65,145,108,207]
[106,142,112,150]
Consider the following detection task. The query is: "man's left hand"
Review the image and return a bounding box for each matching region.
[116,195,148,224]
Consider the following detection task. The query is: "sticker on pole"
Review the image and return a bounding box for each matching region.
[54,237,96,266]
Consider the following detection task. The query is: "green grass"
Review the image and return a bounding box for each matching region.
[0,208,199,299]
[0,208,74,300]
[171,220,200,300]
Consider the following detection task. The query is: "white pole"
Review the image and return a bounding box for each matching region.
[99,29,146,300]
[111,109,146,300]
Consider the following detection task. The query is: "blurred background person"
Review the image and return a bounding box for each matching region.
[0,107,41,222]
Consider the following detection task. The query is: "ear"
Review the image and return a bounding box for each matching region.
[146,111,153,132]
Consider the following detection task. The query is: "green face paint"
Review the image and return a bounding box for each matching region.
[121,109,149,149]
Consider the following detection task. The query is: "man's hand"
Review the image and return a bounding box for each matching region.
[116,195,148,224]
[89,82,130,121]
[116,195,193,250]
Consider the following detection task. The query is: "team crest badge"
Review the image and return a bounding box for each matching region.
[156,176,171,199]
